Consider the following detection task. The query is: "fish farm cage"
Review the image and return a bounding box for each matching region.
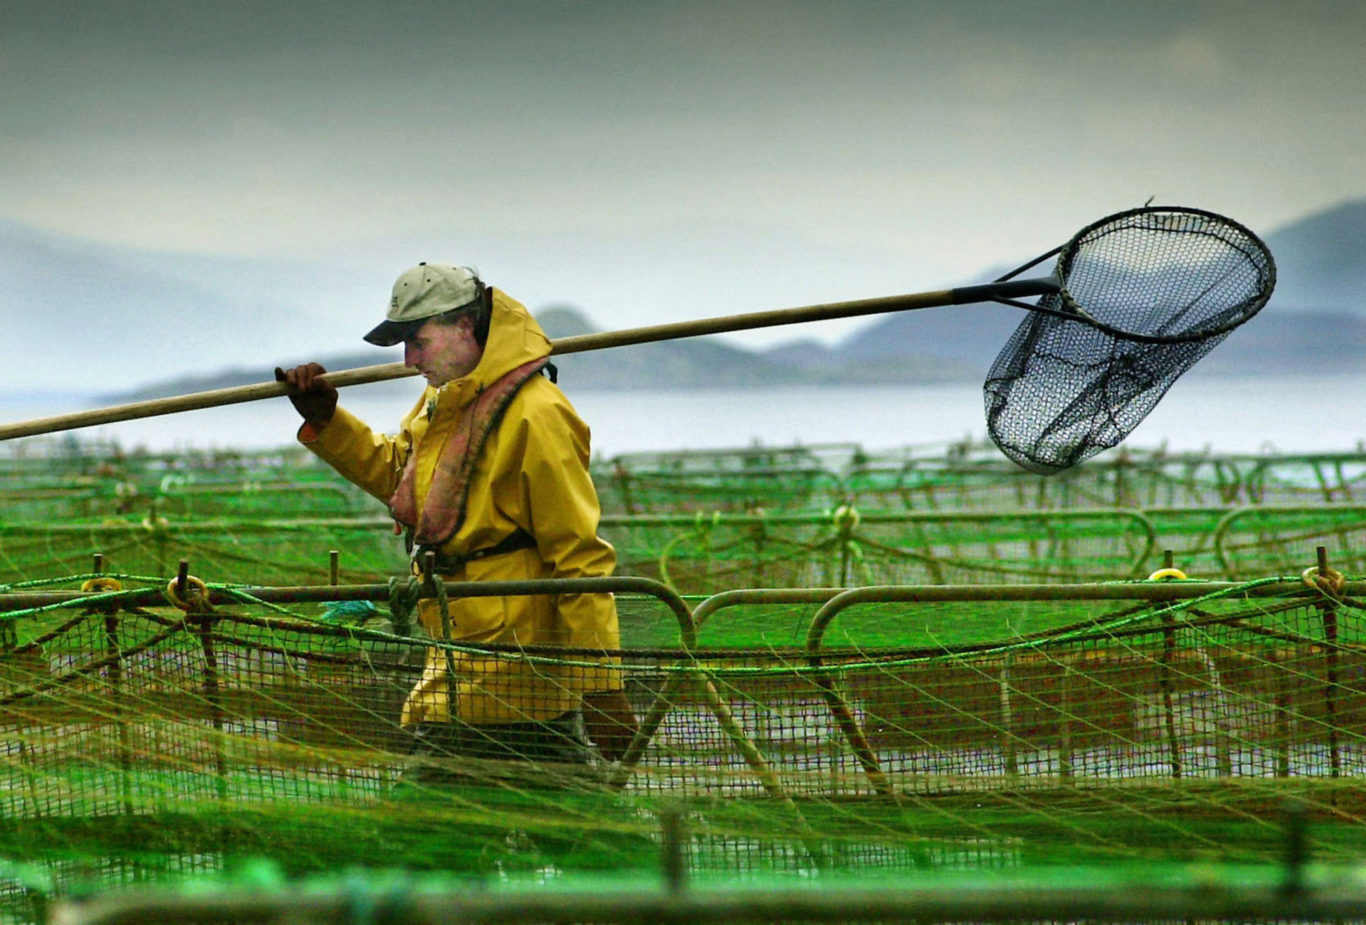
[2,437,1366,924]
[3,439,1366,591]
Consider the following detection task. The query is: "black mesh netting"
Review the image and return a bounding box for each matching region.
[985,207,1275,475]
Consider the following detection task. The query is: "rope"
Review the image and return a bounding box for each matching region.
[163,574,213,612]
[1302,564,1347,598]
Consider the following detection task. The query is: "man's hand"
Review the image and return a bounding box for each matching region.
[582,689,638,763]
[274,363,338,428]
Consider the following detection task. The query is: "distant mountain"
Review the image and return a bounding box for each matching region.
[1186,310,1366,376]
[104,301,973,401]
[545,309,807,390]
[6,197,1363,402]
[829,299,1023,379]
[0,219,380,392]
[103,304,808,401]
[537,305,968,388]
[104,350,397,403]
[823,198,1366,381]
[760,338,840,371]
[1260,199,1366,313]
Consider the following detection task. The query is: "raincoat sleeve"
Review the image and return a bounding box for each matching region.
[299,403,418,504]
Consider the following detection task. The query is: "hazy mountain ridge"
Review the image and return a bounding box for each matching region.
[0,219,383,396]
[3,199,1362,401]
[1259,200,1366,310]
[829,201,1366,380]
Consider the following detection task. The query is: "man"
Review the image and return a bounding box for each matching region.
[276,263,636,774]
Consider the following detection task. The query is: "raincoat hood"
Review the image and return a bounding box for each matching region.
[462,288,552,392]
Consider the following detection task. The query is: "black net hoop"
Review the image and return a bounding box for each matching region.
[985,206,1275,475]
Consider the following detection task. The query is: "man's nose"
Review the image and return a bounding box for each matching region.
[404,343,419,367]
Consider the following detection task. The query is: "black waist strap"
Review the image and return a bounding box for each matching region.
[412,528,537,574]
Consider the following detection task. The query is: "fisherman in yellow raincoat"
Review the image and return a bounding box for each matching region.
[276,263,636,776]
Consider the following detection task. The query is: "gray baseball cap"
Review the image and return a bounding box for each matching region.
[363,263,482,346]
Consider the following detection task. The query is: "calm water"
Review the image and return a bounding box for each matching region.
[1,373,1362,461]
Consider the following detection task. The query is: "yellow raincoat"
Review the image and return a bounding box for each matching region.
[301,289,622,725]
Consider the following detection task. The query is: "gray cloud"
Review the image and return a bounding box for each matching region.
[2,0,1362,349]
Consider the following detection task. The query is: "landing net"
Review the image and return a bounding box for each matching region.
[984,208,1275,474]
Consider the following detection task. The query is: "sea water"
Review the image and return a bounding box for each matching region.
[0,373,1361,461]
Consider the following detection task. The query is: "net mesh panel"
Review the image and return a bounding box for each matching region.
[7,440,1366,922]
[2,504,1364,597]
[604,510,1157,594]
[596,446,851,516]
[597,447,1366,518]
[604,505,1366,594]
[0,518,407,585]
[985,208,1275,475]
[9,439,1365,524]
[2,578,1365,922]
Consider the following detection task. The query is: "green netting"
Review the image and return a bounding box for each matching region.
[1213,505,1366,579]
[604,509,1158,593]
[3,438,1366,922]
[0,518,406,586]
[8,439,1366,519]
[4,504,1360,597]
[599,444,1366,514]
[1,570,1364,921]
[604,506,1366,593]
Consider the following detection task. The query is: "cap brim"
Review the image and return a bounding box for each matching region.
[363,318,426,347]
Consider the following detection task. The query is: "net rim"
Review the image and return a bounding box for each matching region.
[1050,205,1277,345]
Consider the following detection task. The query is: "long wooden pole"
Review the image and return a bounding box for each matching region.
[0,278,1056,441]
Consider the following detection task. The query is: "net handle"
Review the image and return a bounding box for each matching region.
[0,277,1059,441]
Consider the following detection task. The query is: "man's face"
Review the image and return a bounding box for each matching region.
[403,314,483,387]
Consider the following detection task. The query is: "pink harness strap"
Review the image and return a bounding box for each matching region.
[388,358,548,547]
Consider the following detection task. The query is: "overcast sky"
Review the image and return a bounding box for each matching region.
[4,0,1364,347]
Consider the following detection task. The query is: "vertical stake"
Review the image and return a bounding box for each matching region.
[1058,664,1074,783]
[1316,546,1342,779]
[661,803,687,895]
[329,550,340,586]
[92,553,104,575]
[1280,798,1308,898]
[1000,654,1018,778]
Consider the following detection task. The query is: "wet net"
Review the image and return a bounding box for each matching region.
[2,569,1365,922]
[985,207,1276,475]
[6,458,1366,596]
[6,440,1366,923]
